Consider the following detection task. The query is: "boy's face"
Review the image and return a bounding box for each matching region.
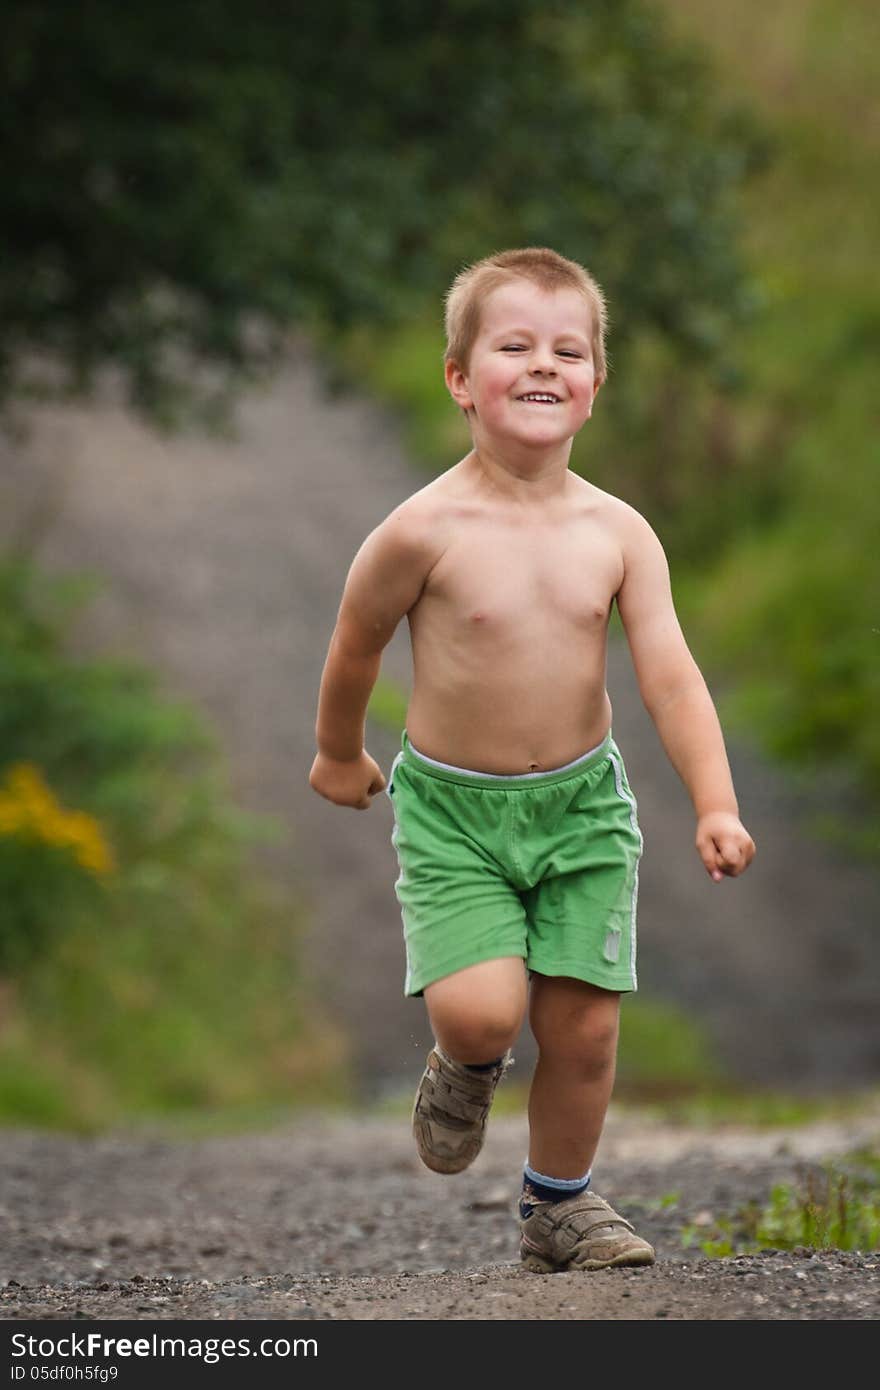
[445,280,602,453]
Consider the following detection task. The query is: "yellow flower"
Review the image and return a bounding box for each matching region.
[0,763,115,877]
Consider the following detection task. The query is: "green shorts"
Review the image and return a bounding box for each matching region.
[385,728,643,997]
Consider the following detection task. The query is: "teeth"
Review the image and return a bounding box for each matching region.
[519,394,559,403]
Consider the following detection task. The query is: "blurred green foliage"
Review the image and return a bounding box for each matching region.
[656,0,880,827]
[0,562,348,1128]
[1,0,761,424]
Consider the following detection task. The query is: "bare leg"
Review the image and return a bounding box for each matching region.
[520,976,655,1270]
[424,956,528,1062]
[527,975,620,1177]
[412,956,526,1175]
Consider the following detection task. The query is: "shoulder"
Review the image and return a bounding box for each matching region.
[570,478,663,552]
[361,468,460,570]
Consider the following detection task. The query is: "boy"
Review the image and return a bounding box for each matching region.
[309,247,756,1272]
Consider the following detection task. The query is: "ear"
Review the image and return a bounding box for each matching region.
[445,358,473,412]
[585,374,604,417]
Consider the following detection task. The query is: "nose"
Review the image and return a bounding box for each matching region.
[528,345,557,375]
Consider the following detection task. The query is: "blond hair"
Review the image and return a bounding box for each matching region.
[444,247,608,380]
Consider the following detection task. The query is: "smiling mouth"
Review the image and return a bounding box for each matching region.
[516,393,562,404]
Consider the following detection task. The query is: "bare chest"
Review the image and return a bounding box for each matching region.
[415,517,624,638]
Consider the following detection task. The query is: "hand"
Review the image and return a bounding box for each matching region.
[696,811,756,883]
[308,749,387,810]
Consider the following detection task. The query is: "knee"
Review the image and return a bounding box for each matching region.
[432,1010,521,1064]
[429,999,522,1064]
[531,997,619,1074]
[425,959,526,1063]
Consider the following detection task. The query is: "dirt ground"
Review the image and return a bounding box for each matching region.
[2,1103,878,1321]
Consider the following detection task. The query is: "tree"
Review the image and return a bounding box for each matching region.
[0,0,764,423]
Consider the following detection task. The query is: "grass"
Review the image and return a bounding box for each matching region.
[627,1086,880,1130]
[680,1150,880,1257]
[0,934,353,1135]
[103,1096,353,1142]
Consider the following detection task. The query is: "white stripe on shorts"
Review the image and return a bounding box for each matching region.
[607,747,643,991]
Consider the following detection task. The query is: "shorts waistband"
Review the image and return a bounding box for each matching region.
[399,728,614,789]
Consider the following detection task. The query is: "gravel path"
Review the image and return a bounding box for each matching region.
[2,1105,878,1320]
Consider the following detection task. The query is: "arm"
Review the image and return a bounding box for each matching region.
[615,507,755,880]
[310,505,437,808]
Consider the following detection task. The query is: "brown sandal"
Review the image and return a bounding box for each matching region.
[412,1045,513,1174]
[520,1190,655,1271]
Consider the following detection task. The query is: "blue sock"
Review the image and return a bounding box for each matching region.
[464,1055,503,1072]
[519,1162,591,1219]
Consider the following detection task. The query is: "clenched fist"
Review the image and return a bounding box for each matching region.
[309,749,387,810]
[696,811,756,883]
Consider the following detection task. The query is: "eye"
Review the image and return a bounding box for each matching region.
[558,349,583,358]
[501,344,527,352]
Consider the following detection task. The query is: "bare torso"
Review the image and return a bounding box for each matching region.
[403,458,626,774]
